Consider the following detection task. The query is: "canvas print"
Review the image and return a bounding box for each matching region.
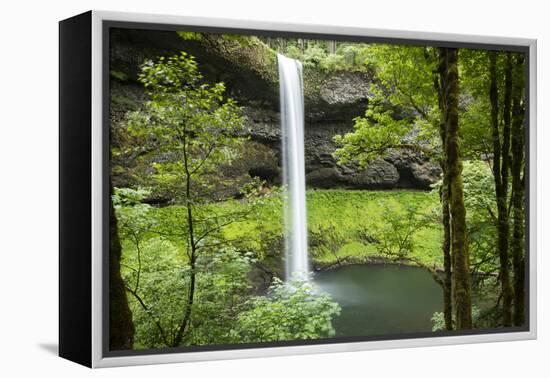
[108,27,528,353]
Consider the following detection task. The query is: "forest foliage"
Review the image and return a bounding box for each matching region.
[109,32,527,350]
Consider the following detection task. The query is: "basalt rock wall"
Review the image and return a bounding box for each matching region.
[110,29,441,192]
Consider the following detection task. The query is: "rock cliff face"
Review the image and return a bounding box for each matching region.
[110,29,441,191]
[241,106,439,190]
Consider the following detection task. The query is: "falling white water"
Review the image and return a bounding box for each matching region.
[278,53,309,281]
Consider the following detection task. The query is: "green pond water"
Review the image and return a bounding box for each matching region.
[313,264,443,337]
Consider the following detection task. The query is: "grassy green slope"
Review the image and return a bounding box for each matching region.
[222,189,443,268]
[120,189,443,274]
[306,190,442,267]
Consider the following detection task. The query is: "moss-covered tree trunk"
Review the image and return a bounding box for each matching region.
[439,47,472,329]
[511,53,526,326]
[489,52,514,326]
[109,183,135,350]
[435,71,453,331]
[441,171,453,330]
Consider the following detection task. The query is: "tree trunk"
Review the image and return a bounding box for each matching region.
[441,175,453,330]
[435,76,453,331]
[172,246,196,347]
[298,38,305,53]
[109,183,135,350]
[277,38,286,53]
[439,47,472,329]
[490,51,514,326]
[510,53,526,326]
[328,40,337,54]
[432,47,453,331]
[172,138,197,347]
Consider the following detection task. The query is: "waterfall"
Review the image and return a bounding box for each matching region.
[278,53,309,281]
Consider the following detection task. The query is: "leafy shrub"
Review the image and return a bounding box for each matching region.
[121,238,255,348]
[302,45,328,69]
[280,42,372,72]
[432,160,499,277]
[231,277,341,342]
[431,306,482,331]
[309,224,347,263]
[319,53,345,71]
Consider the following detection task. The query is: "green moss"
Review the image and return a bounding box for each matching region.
[196,34,278,84]
[222,189,442,268]
[111,93,140,112]
[119,190,443,273]
[305,190,442,266]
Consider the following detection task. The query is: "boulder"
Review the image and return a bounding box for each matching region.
[384,150,441,190]
[306,168,347,188]
[348,159,400,189]
[319,71,373,106]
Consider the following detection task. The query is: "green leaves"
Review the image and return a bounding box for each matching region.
[371,201,437,260]
[332,44,445,170]
[431,306,482,331]
[123,52,247,203]
[139,52,202,94]
[333,101,412,167]
[364,45,439,124]
[177,31,203,41]
[115,52,274,348]
[112,187,151,207]
[231,278,341,342]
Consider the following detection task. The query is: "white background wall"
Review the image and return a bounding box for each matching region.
[0,0,547,376]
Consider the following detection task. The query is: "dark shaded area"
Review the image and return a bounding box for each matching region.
[109,183,135,350]
[59,11,92,368]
